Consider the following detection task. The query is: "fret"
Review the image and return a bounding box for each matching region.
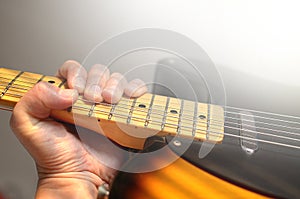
[108,104,116,120]
[72,96,92,116]
[144,94,155,127]
[37,75,46,83]
[177,99,184,134]
[88,103,96,117]
[161,97,170,130]
[195,102,209,140]
[0,67,225,149]
[94,102,113,120]
[164,97,181,134]
[127,98,137,124]
[58,79,67,88]
[130,93,153,127]
[208,104,225,142]
[206,104,211,140]
[180,100,196,137]
[112,97,134,123]
[1,71,24,98]
[147,95,168,131]
[192,101,198,136]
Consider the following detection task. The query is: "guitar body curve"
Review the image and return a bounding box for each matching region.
[110,133,300,199]
[109,146,268,199]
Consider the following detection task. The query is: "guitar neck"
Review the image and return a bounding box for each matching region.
[0,67,224,149]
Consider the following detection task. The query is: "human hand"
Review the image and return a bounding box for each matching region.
[10,60,147,198]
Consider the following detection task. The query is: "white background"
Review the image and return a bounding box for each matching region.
[0,1,300,198]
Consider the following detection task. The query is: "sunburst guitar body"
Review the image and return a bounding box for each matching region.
[0,67,299,199]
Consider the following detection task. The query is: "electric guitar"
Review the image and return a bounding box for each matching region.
[0,67,299,199]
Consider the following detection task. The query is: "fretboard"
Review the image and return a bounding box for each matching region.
[0,67,224,149]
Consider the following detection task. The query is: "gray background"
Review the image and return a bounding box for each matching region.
[1,1,300,198]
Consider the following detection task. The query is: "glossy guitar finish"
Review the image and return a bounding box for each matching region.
[1,67,299,198]
[110,146,269,199]
[110,111,300,199]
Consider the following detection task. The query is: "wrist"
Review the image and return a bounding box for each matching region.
[36,171,104,199]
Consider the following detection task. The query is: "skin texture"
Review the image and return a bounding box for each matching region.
[10,60,147,198]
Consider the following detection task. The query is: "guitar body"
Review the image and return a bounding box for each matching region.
[110,148,268,199]
[0,67,299,198]
[110,133,300,199]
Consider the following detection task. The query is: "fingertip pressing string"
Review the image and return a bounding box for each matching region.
[1,75,300,151]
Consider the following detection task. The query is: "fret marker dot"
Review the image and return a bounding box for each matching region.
[170,110,178,114]
[48,80,56,84]
[199,115,206,119]
[138,104,146,108]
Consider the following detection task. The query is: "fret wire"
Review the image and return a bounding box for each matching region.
[4,89,300,138]
[79,106,300,145]
[192,101,198,136]
[206,104,211,140]
[161,97,170,130]
[37,75,46,83]
[1,75,294,129]
[72,104,300,145]
[127,98,136,124]
[0,68,299,148]
[108,104,116,120]
[80,102,300,141]
[120,100,300,132]
[58,79,67,88]
[88,97,300,133]
[0,72,46,82]
[1,71,24,98]
[0,80,35,86]
[0,77,40,86]
[4,90,299,133]
[144,94,155,127]
[0,83,32,91]
[88,103,96,117]
[177,99,184,134]
[0,71,299,141]
[1,71,299,128]
[4,91,300,136]
[124,98,300,128]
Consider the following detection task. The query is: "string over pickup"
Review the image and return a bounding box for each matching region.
[240,111,258,155]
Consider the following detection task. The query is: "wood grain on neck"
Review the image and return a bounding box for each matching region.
[0,67,224,149]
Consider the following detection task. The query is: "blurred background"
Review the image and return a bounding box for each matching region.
[1,0,300,198]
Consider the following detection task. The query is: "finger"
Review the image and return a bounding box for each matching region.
[102,73,127,104]
[56,60,87,93]
[11,82,78,127]
[124,79,148,98]
[84,64,110,102]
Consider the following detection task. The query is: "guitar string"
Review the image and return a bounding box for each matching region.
[71,105,300,150]
[2,84,297,147]
[3,83,300,134]
[71,104,300,142]
[3,84,300,138]
[225,110,300,126]
[2,76,300,135]
[1,73,300,122]
[2,78,300,127]
[3,91,300,150]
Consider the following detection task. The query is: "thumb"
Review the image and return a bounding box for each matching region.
[11,82,78,127]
